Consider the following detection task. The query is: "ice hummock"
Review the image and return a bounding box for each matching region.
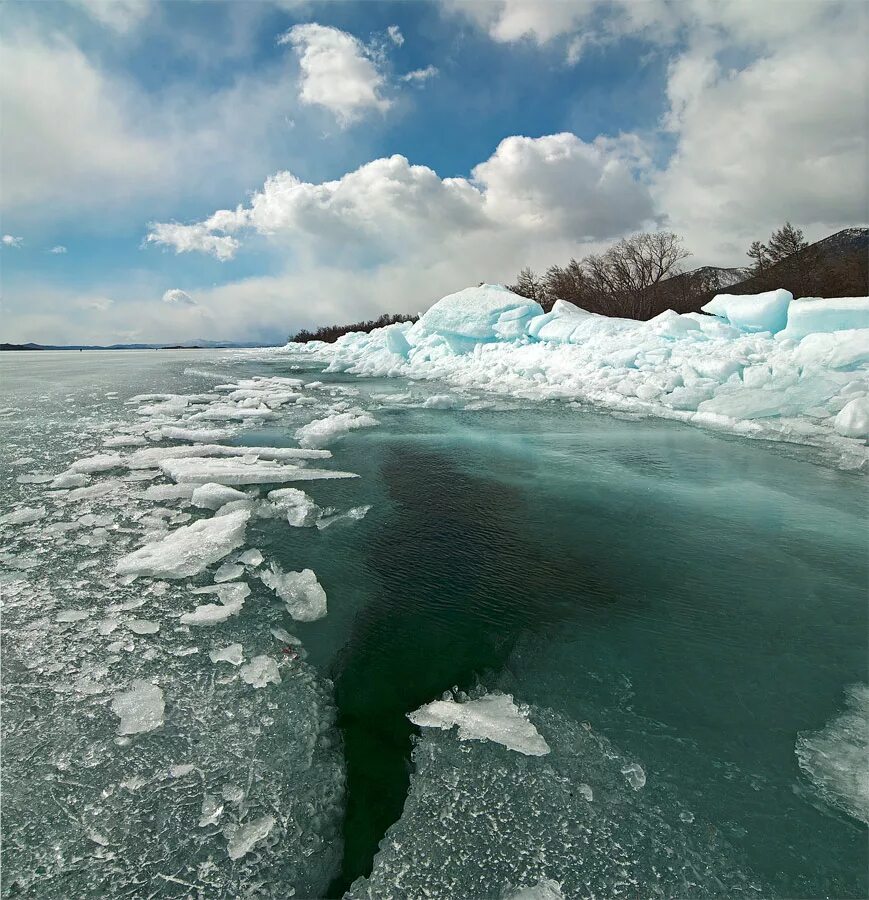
[289,284,869,464]
[408,692,550,756]
[295,411,380,449]
[159,456,358,485]
[115,509,249,579]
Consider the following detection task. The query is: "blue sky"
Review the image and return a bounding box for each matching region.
[1,0,866,344]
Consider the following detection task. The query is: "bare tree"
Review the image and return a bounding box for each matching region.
[543,259,586,311]
[510,267,544,303]
[582,231,691,318]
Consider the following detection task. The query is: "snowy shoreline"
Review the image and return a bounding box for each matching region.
[277,284,869,470]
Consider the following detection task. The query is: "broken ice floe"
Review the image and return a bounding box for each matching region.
[111,680,165,735]
[408,692,550,756]
[260,564,327,622]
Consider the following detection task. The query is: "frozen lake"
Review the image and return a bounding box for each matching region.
[1,349,866,898]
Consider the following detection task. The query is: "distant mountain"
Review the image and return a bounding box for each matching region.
[1,339,281,351]
[653,227,868,315]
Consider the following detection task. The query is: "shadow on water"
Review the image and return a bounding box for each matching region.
[326,445,608,896]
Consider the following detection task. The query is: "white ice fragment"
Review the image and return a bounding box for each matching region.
[621,762,646,791]
[169,763,195,778]
[213,561,244,582]
[225,814,275,860]
[160,426,234,442]
[222,783,245,803]
[199,795,224,827]
[192,482,248,510]
[160,456,357,486]
[578,783,594,802]
[49,472,90,490]
[239,655,281,689]
[505,879,565,900]
[295,411,379,449]
[237,548,264,567]
[181,582,250,625]
[142,483,196,502]
[834,396,869,439]
[111,680,164,735]
[209,643,244,666]
[267,487,319,526]
[114,510,249,579]
[316,505,370,530]
[408,692,550,756]
[55,609,91,623]
[419,282,542,340]
[103,435,147,447]
[422,394,458,409]
[127,619,160,635]
[259,565,327,621]
[69,454,124,474]
[0,506,46,526]
[783,296,869,339]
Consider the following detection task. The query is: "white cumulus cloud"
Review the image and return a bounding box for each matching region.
[162,288,196,306]
[146,132,653,262]
[279,23,392,125]
[50,245,68,254]
[2,234,23,248]
[387,25,404,46]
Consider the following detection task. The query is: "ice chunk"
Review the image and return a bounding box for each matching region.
[114,509,249,579]
[239,655,281,689]
[834,396,869,439]
[55,609,91,623]
[49,472,90,489]
[199,795,224,827]
[385,324,412,356]
[702,289,792,333]
[214,561,245,582]
[505,880,565,900]
[160,457,357,485]
[0,506,46,526]
[111,680,164,735]
[267,487,319,526]
[225,814,275,860]
[418,283,543,340]
[103,435,147,447]
[209,643,244,666]
[192,482,249,510]
[143,483,196,502]
[796,684,869,823]
[408,692,550,756]
[315,505,371,530]
[180,583,250,625]
[783,296,869,339]
[69,453,124,474]
[128,619,160,635]
[295,411,379,449]
[237,548,264,567]
[259,564,327,621]
[126,443,331,469]
[422,394,458,409]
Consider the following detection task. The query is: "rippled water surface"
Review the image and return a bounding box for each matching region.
[2,350,866,899]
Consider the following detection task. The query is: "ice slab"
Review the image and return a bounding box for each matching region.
[114,510,249,579]
[702,289,792,334]
[180,583,250,625]
[0,506,46,526]
[160,457,358,486]
[834,396,869,439]
[408,692,550,756]
[226,814,275,860]
[783,296,869,339]
[210,644,244,666]
[267,487,319,526]
[111,680,165,735]
[260,564,327,621]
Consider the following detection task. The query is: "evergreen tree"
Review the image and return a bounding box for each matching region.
[747,240,768,273]
[765,222,807,264]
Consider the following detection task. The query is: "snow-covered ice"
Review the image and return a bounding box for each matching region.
[702,289,792,334]
[226,814,276,860]
[260,564,327,621]
[192,482,249,509]
[408,692,550,756]
[209,643,244,666]
[115,509,249,579]
[267,487,319,526]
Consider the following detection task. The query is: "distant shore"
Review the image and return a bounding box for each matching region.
[0,342,279,352]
